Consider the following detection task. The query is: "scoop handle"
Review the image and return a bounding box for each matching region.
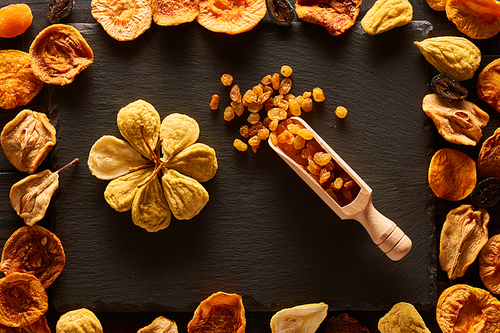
[353,199,412,261]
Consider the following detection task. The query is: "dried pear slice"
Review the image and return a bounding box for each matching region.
[160,113,199,161]
[132,176,171,232]
[104,167,153,212]
[161,169,209,220]
[88,135,149,180]
[165,143,218,182]
[270,303,328,333]
[138,316,178,333]
[117,100,161,161]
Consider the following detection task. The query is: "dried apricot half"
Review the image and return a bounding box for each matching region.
[197,0,267,34]
[479,128,500,179]
[478,58,500,113]
[29,24,93,86]
[0,4,32,38]
[187,292,246,333]
[446,0,500,39]
[0,315,50,333]
[153,0,200,26]
[295,0,362,36]
[479,234,500,295]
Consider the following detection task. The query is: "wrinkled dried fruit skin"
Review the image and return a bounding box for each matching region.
[414,36,481,82]
[325,313,369,333]
[428,148,476,201]
[56,308,103,333]
[104,167,153,212]
[161,169,209,220]
[0,315,50,333]
[478,58,500,113]
[0,4,32,38]
[165,143,218,182]
[138,316,178,333]
[266,0,295,26]
[1,225,65,289]
[10,169,59,226]
[132,176,171,232]
[117,100,161,161]
[437,284,500,333]
[29,24,93,86]
[479,128,500,179]
[88,135,150,180]
[153,0,199,26]
[1,110,56,174]
[480,235,500,294]
[431,74,469,101]
[47,0,75,23]
[0,272,48,328]
[188,292,245,333]
[378,302,430,333]
[471,177,500,208]
[92,0,152,41]
[440,204,489,280]
[426,0,447,11]
[446,0,500,39]
[295,0,361,36]
[422,93,489,146]
[361,0,413,35]
[0,50,43,110]
[270,303,328,333]
[160,113,200,161]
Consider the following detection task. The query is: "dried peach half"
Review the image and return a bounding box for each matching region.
[29,24,93,86]
[479,234,500,295]
[479,128,500,179]
[187,292,246,333]
[478,58,500,113]
[0,4,32,38]
[295,0,362,36]
[446,0,500,39]
[92,0,153,41]
[0,315,50,333]
[153,0,200,26]
[197,0,267,34]
[0,50,43,110]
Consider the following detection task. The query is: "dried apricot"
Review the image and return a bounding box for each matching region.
[446,0,500,39]
[153,0,199,26]
[0,315,50,333]
[197,0,267,34]
[479,234,500,295]
[479,128,500,179]
[478,58,500,113]
[0,4,32,38]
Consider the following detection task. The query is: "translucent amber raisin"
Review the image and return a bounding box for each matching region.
[249,122,264,136]
[257,90,272,104]
[298,128,314,140]
[269,119,279,131]
[296,95,305,106]
[274,94,284,106]
[233,139,248,151]
[257,128,269,140]
[308,159,322,175]
[248,135,261,146]
[262,74,272,85]
[268,108,287,121]
[281,65,293,77]
[247,112,260,124]
[278,130,294,144]
[279,78,292,95]
[287,124,301,134]
[333,177,344,190]
[263,117,271,128]
[269,131,278,145]
[252,84,264,96]
[277,99,289,111]
[336,106,348,118]
[312,87,325,102]
[251,145,259,153]
[314,152,331,166]
[302,98,313,112]
[221,74,233,86]
[224,106,235,121]
[293,134,306,149]
[271,73,280,90]
[289,98,301,116]
[243,90,257,103]
[303,91,312,98]
[319,168,331,184]
[210,94,219,110]
[230,85,241,102]
[239,125,250,138]
[248,102,263,113]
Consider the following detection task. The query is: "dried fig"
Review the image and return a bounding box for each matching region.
[56,308,103,333]
[132,176,172,232]
[479,234,500,294]
[361,0,413,35]
[104,167,153,212]
[378,302,430,333]
[165,143,218,182]
[160,113,199,161]
[270,303,328,333]
[137,316,178,333]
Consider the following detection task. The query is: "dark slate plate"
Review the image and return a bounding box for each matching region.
[49,21,436,313]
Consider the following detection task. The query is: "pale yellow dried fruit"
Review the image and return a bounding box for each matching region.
[361,0,413,35]
[117,100,161,160]
[132,176,171,232]
[88,135,149,180]
[165,143,217,182]
[104,167,153,212]
[137,316,178,333]
[378,302,430,333]
[161,169,209,220]
[160,113,199,161]
[270,303,328,333]
[56,308,103,333]
[414,36,481,81]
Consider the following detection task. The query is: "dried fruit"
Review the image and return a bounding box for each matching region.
[0,4,32,38]
[221,74,233,86]
[378,302,430,333]
[428,148,476,201]
[436,284,500,333]
[471,177,500,208]
[479,128,500,179]
[0,50,43,110]
[325,313,369,333]
[165,143,218,182]
[270,303,328,333]
[0,315,50,333]
[104,167,153,212]
[91,0,152,41]
[361,0,413,35]
[295,0,362,36]
[0,272,48,328]
[187,292,245,333]
[422,93,489,146]
[138,316,178,333]
[47,0,75,24]
[197,0,267,34]
[1,110,56,174]
[414,37,481,82]
[132,176,172,232]
[233,139,248,151]
[160,113,200,161]
[439,204,489,280]
[153,0,199,26]
[281,65,293,77]
[425,0,447,11]
[446,0,500,39]
[210,94,219,110]
[56,308,103,333]
[477,58,500,113]
[1,225,65,289]
[431,74,469,101]
[266,0,294,25]
[479,234,500,295]
[29,24,93,86]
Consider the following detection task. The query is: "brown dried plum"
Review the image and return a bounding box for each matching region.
[266,0,294,26]
[471,177,500,208]
[47,0,74,24]
[431,74,469,101]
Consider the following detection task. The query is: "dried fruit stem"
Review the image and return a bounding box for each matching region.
[140,124,158,162]
[57,158,79,174]
[137,161,165,189]
[129,163,155,172]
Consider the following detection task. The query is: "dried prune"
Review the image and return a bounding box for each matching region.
[47,0,74,23]
[471,177,500,208]
[266,0,294,26]
[431,74,469,101]
[270,303,328,333]
[325,313,369,333]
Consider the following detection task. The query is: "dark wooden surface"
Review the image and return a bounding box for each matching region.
[1,0,500,332]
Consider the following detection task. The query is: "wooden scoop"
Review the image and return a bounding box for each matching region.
[269,117,412,261]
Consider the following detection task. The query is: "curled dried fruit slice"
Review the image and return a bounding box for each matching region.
[132,176,171,232]
[477,58,500,113]
[479,234,500,295]
[0,225,65,289]
[153,0,199,26]
[479,128,500,179]
[104,167,153,212]
[91,0,152,41]
[0,4,32,38]
[138,316,178,333]
[160,113,200,161]
[187,292,245,333]
[165,143,218,182]
[378,302,430,333]
[446,0,500,39]
[0,315,50,333]
[325,313,369,333]
[1,110,56,174]
[47,0,75,24]
[270,303,328,333]
[431,74,469,101]
[471,177,500,208]
[56,308,103,333]
[295,0,361,36]
[0,272,48,327]
[266,0,295,26]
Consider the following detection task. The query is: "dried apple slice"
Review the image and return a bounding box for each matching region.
[153,0,200,26]
[270,303,328,333]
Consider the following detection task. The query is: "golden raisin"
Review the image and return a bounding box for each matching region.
[231,101,244,116]
[230,84,241,102]
[233,139,248,151]
[252,84,264,96]
[287,124,301,134]
[248,135,261,147]
[333,177,344,190]
[277,99,289,110]
[293,134,306,149]
[239,125,250,138]
[313,152,331,166]
[297,128,314,140]
[224,106,235,121]
[278,130,294,144]
[269,119,279,131]
[257,90,272,104]
[302,97,313,112]
[247,112,260,124]
[281,65,293,77]
[257,128,270,140]
[319,168,331,184]
[271,73,280,90]
[313,87,325,102]
[279,78,292,95]
[221,73,233,86]
[210,94,219,110]
[268,108,287,121]
[243,89,257,103]
[289,98,301,116]
[336,106,348,118]
[308,159,322,175]
[248,122,264,136]
[303,91,312,98]
[248,102,263,113]
[0,4,32,38]
[261,74,272,85]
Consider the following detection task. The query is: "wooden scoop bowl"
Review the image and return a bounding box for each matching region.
[269,117,412,261]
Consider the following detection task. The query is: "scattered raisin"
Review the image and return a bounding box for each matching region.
[221,74,233,86]
[210,94,219,110]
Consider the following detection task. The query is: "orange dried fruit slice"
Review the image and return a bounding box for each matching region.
[197,0,267,34]
[187,292,246,333]
[29,24,93,86]
[153,0,200,26]
[446,0,500,39]
[295,0,362,36]
[0,315,50,333]
[92,0,153,41]
[477,58,500,113]
[479,128,500,179]
[0,4,32,38]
